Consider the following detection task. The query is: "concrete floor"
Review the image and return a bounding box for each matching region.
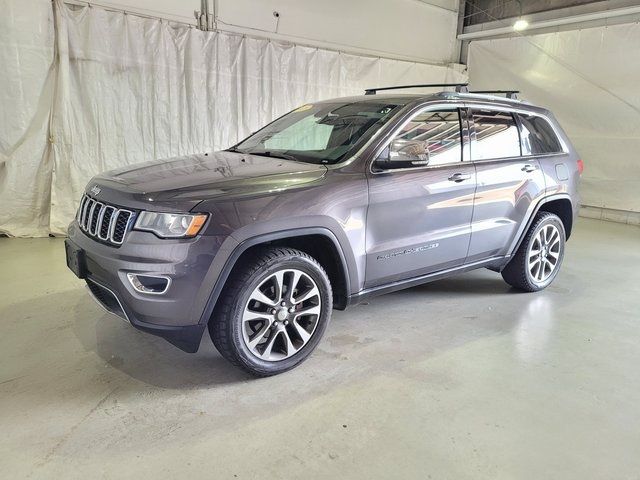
[0,218,639,479]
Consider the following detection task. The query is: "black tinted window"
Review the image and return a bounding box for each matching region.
[471,110,521,160]
[518,114,563,155]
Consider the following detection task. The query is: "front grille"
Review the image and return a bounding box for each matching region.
[76,194,134,246]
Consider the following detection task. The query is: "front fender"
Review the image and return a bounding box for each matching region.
[195,223,359,326]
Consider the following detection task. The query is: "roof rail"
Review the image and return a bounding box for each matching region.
[470,90,520,100]
[364,83,469,95]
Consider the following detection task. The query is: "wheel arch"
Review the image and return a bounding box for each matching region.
[199,228,352,326]
[509,194,574,258]
[538,198,574,240]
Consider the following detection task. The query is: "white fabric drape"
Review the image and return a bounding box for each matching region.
[468,24,640,213]
[0,0,467,237]
[0,0,55,237]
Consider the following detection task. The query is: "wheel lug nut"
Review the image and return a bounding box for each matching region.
[284,320,289,325]
[271,309,276,314]
[289,307,295,313]
[281,302,286,307]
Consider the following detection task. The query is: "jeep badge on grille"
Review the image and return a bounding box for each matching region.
[90,185,101,196]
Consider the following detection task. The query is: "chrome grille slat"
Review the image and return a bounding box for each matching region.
[112,210,132,244]
[98,206,116,240]
[81,197,91,228]
[76,196,87,223]
[75,194,134,246]
[107,207,119,240]
[89,202,103,236]
[86,200,97,231]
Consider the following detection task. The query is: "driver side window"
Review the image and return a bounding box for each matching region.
[376,109,463,170]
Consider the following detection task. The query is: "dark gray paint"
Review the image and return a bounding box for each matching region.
[66,92,581,352]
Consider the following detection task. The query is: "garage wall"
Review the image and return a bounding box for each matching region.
[0,0,466,237]
[74,0,461,64]
[467,23,640,213]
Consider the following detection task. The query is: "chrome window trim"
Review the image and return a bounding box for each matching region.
[464,102,569,158]
[469,151,569,165]
[328,97,568,173]
[365,101,570,174]
[369,102,469,175]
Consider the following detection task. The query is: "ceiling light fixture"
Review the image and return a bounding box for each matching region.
[512,0,528,32]
[513,19,529,31]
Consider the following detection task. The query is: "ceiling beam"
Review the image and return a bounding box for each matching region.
[459,4,640,40]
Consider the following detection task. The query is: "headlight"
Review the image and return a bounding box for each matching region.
[134,212,208,238]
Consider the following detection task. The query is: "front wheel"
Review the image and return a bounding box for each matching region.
[501,212,566,292]
[209,247,332,376]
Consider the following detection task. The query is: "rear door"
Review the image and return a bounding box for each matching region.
[466,108,546,262]
[364,106,476,288]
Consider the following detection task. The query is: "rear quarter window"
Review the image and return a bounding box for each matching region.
[518,114,563,155]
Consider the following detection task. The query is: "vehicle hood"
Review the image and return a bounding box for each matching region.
[89,151,328,212]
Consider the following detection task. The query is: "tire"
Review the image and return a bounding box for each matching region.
[209,247,333,376]
[501,212,566,292]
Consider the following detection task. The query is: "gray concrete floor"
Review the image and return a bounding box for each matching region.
[1,218,639,479]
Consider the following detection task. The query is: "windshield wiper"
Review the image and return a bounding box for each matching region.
[250,151,300,162]
[226,146,245,153]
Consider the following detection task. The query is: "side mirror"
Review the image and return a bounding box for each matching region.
[378,139,430,169]
[390,138,430,163]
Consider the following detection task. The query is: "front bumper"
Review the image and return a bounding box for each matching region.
[66,222,232,352]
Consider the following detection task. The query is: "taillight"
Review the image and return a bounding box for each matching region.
[577,159,584,175]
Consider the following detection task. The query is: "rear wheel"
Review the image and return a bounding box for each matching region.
[501,212,565,292]
[209,247,332,376]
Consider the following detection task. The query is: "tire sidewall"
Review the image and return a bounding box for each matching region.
[524,214,566,290]
[229,255,332,374]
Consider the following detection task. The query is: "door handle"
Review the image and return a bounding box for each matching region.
[521,164,539,173]
[448,172,472,182]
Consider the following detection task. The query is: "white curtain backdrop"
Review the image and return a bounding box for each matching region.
[0,0,55,237]
[468,24,640,213]
[0,0,467,237]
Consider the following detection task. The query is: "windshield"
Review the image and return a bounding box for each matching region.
[231,101,403,164]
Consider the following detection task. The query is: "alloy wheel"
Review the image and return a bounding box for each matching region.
[242,268,322,361]
[528,224,562,284]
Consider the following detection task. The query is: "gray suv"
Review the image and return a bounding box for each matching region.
[65,84,582,376]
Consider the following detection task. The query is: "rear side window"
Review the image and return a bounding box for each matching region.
[470,110,521,160]
[518,114,563,155]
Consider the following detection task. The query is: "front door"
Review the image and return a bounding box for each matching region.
[364,107,476,288]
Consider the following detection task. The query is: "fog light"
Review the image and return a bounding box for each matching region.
[127,273,171,295]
